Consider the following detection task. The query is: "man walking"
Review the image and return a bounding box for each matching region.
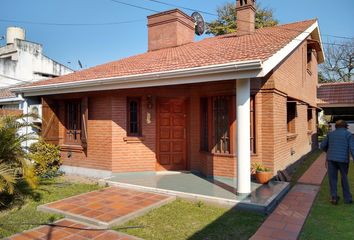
[320,120,354,205]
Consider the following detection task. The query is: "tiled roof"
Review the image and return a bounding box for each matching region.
[0,88,16,99]
[29,19,316,87]
[317,82,354,105]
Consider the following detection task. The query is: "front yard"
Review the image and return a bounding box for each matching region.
[300,161,354,240]
[116,199,265,240]
[0,177,101,238]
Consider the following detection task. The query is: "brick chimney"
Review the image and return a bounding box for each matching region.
[147,9,195,52]
[236,0,256,35]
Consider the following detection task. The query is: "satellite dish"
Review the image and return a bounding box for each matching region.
[191,12,205,36]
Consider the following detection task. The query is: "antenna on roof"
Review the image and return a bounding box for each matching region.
[78,60,83,69]
[191,12,205,36]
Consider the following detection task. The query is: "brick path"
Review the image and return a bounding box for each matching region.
[4,219,140,240]
[250,153,327,240]
[38,187,174,228]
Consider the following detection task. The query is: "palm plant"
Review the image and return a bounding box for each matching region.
[0,114,38,198]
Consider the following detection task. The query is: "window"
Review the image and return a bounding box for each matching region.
[127,98,141,136]
[65,101,81,145]
[250,95,256,154]
[287,101,297,134]
[307,108,313,131]
[200,98,209,151]
[213,96,230,154]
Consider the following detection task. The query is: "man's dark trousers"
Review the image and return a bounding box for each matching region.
[328,160,352,202]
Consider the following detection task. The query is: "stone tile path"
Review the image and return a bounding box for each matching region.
[250,153,327,240]
[5,186,175,239]
[4,219,140,240]
[38,187,175,228]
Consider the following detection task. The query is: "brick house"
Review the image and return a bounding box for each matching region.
[13,0,324,195]
[317,82,354,133]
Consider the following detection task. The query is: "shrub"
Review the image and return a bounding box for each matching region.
[0,114,38,203]
[28,140,61,178]
[318,124,329,136]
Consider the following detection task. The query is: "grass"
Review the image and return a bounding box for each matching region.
[115,199,265,240]
[300,161,354,240]
[290,149,322,186]
[0,176,101,238]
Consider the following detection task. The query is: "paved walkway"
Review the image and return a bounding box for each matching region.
[38,187,175,228]
[250,153,327,240]
[4,219,141,240]
[5,187,175,240]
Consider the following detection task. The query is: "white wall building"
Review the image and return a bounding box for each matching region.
[0,27,73,149]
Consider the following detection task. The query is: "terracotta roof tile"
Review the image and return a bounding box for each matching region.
[317,82,354,105]
[0,88,16,99]
[29,19,316,87]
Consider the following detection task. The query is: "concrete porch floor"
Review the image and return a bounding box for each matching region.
[102,172,290,213]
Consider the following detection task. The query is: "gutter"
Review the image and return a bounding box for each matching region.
[0,96,23,103]
[11,60,263,96]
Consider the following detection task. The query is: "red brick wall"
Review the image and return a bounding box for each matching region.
[59,95,113,171]
[43,39,319,178]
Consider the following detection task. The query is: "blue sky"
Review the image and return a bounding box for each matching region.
[1,0,353,70]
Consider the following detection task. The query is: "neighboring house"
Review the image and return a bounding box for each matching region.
[13,1,324,194]
[0,26,73,148]
[0,26,73,110]
[317,82,354,133]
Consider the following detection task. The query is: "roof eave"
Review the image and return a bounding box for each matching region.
[12,60,263,97]
[260,21,324,77]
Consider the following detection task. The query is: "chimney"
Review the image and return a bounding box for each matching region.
[6,27,26,45]
[147,9,195,52]
[236,0,256,35]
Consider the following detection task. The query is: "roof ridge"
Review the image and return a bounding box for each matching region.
[318,81,354,86]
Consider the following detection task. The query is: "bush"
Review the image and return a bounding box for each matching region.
[28,140,61,178]
[0,114,38,200]
[318,124,329,137]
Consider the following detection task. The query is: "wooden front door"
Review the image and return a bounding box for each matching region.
[157,98,187,171]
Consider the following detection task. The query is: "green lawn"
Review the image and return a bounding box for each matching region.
[0,176,101,238]
[300,161,354,240]
[115,199,265,240]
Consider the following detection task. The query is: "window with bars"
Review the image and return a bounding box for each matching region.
[213,96,230,154]
[200,98,209,151]
[65,101,81,145]
[127,98,141,136]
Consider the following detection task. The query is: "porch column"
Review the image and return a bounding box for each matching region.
[236,78,251,195]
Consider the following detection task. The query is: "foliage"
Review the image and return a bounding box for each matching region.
[0,177,101,238]
[206,2,278,36]
[28,140,61,178]
[0,114,38,198]
[319,39,354,83]
[251,162,271,173]
[117,199,265,240]
[300,162,354,239]
[318,124,329,137]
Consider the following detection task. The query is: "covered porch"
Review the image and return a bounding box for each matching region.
[101,171,290,214]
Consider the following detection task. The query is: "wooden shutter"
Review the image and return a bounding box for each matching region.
[81,97,88,149]
[41,97,59,145]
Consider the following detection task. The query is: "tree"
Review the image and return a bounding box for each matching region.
[319,39,354,82]
[206,2,278,36]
